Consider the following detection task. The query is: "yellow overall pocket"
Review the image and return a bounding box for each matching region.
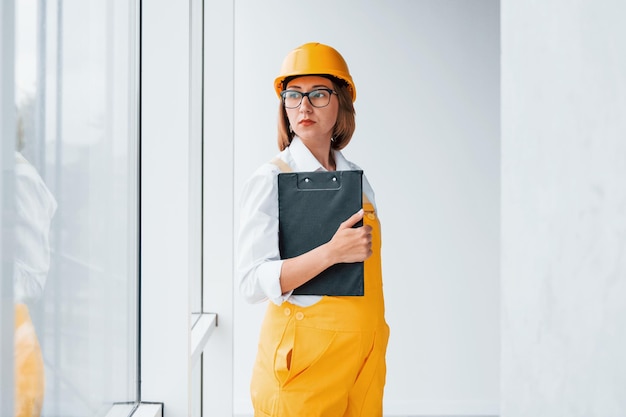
[274,324,337,388]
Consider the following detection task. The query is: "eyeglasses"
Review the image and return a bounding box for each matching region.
[280,88,337,109]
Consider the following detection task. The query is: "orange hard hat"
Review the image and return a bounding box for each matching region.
[274,42,356,102]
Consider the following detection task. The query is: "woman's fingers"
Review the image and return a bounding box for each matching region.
[339,209,364,230]
[329,210,373,263]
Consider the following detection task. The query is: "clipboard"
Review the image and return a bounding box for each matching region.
[278,170,364,296]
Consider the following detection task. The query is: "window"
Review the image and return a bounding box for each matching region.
[12,0,140,415]
[4,1,220,415]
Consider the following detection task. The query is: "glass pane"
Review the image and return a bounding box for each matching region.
[14,0,139,416]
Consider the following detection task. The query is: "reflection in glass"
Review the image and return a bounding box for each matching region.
[15,0,139,415]
[13,148,56,417]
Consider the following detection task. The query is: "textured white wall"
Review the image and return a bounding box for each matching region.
[501,1,626,415]
[233,1,500,415]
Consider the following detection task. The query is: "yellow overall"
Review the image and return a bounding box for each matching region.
[14,303,45,417]
[250,174,390,416]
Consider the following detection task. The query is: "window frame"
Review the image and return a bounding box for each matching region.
[139,0,219,414]
[1,0,17,413]
[3,0,230,414]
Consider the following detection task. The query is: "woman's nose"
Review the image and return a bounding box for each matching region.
[299,95,313,112]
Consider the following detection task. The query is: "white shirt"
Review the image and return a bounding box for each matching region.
[14,152,58,303]
[236,137,376,307]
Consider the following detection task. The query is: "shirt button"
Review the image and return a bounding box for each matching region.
[284,308,291,316]
[295,312,304,321]
[367,212,376,220]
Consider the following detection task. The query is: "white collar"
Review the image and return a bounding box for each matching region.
[288,136,350,171]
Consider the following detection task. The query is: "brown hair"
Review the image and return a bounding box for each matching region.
[276,77,356,151]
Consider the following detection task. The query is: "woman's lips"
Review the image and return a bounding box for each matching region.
[299,119,314,126]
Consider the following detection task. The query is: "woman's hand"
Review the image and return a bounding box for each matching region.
[327,209,373,264]
[279,209,372,294]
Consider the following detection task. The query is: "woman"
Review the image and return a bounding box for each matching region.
[237,42,389,417]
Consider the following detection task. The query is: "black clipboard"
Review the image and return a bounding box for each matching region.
[278,170,364,296]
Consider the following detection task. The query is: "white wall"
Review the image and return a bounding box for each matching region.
[501,1,626,415]
[232,1,500,415]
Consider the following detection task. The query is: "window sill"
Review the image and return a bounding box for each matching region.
[106,403,162,417]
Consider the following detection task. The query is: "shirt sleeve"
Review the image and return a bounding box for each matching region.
[13,157,58,303]
[236,164,293,305]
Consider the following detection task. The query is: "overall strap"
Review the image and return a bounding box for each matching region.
[270,157,292,173]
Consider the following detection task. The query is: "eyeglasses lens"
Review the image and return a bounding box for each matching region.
[282,89,332,109]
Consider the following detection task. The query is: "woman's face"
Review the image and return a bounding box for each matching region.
[284,75,339,144]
